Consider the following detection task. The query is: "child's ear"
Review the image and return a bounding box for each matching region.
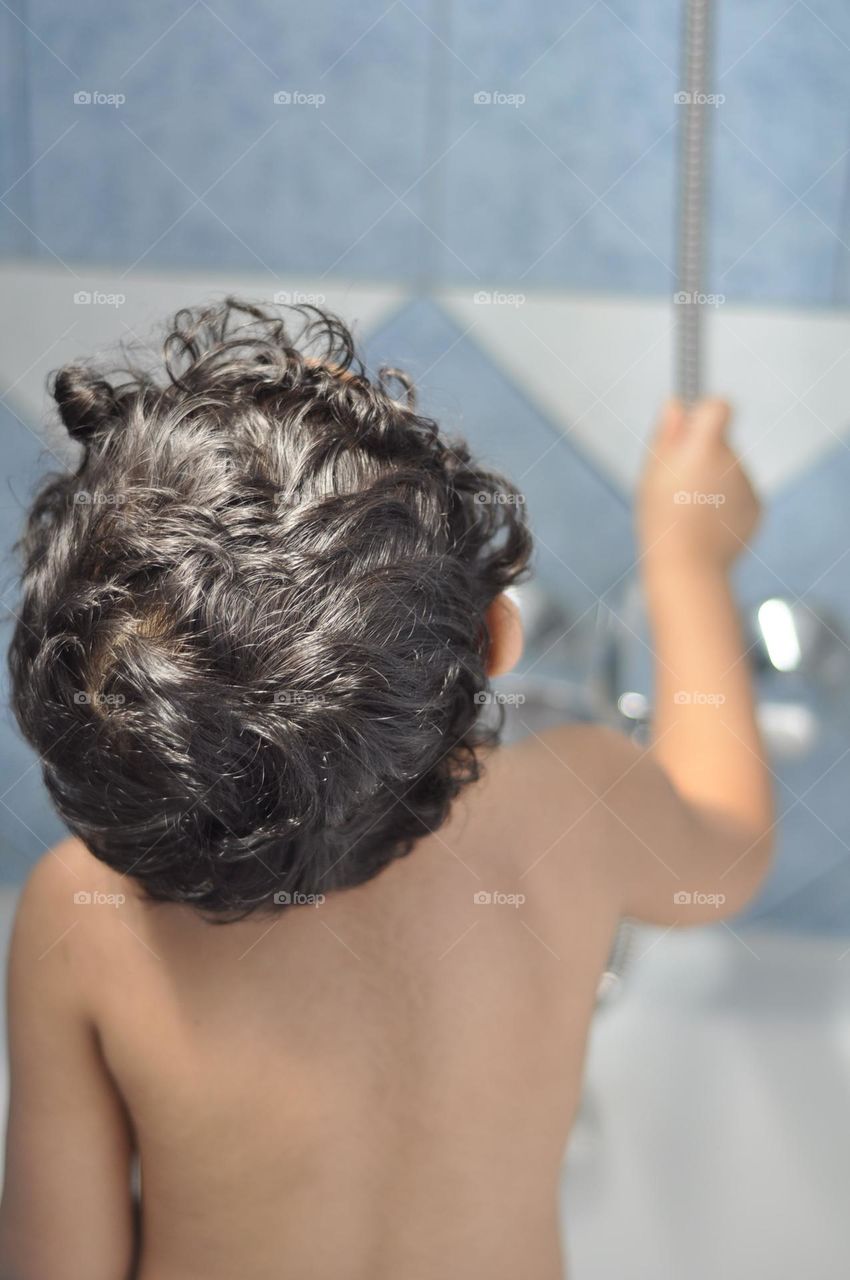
[484,592,524,678]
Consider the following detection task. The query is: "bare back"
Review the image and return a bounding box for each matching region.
[73,733,620,1280]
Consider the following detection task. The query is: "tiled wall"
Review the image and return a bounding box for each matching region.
[2,0,849,302]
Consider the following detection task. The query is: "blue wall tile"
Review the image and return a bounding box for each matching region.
[438,0,680,292]
[0,0,34,256]
[738,433,850,602]
[435,0,850,303]
[5,0,850,303]
[713,0,850,305]
[12,0,435,279]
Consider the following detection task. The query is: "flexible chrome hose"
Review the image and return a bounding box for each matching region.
[676,0,715,405]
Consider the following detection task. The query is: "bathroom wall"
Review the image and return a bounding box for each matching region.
[3,0,849,298]
[2,0,850,929]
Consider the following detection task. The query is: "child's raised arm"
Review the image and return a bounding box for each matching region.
[528,398,775,927]
[639,399,770,832]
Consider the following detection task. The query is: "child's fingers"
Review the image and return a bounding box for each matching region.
[655,397,687,445]
[685,397,732,442]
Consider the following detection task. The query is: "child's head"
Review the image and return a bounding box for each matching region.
[10,299,531,916]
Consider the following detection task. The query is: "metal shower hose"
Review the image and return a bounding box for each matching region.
[677,0,715,406]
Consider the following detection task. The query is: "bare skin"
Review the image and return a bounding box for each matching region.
[0,399,774,1280]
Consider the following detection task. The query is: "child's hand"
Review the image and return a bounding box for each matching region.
[637,397,760,572]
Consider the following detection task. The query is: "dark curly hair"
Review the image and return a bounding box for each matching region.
[8,298,532,916]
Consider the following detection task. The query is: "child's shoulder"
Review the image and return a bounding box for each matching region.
[19,836,127,911]
[12,838,138,981]
[459,721,639,869]
[484,721,640,796]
